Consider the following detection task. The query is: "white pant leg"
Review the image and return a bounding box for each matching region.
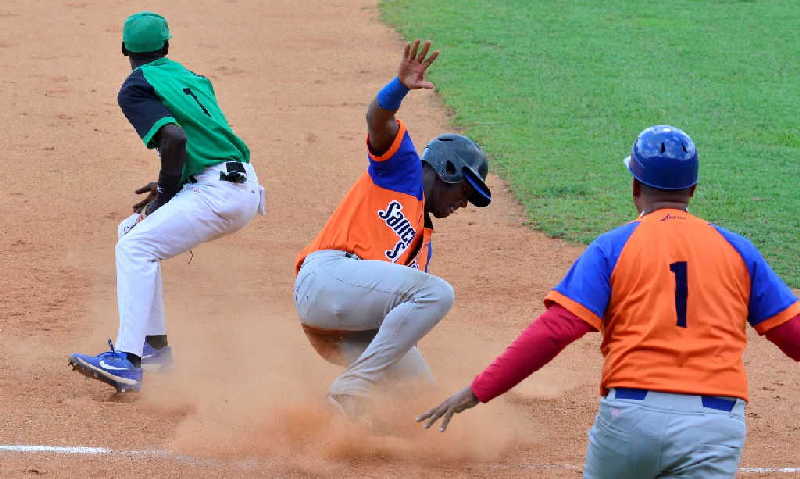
[143,264,166,336]
[294,250,453,397]
[115,162,261,356]
[117,213,168,338]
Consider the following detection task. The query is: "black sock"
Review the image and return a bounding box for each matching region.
[145,335,169,349]
[125,353,142,368]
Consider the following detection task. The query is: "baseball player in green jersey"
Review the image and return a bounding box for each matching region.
[69,11,265,392]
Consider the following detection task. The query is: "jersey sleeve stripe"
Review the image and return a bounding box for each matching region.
[142,116,177,148]
[754,301,800,335]
[544,290,602,330]
[368,120,408,163]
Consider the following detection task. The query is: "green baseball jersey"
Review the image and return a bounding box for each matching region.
[117,57,250,182]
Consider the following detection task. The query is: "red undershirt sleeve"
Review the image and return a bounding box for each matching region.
[471,304,597,403]
[765,314,800,361]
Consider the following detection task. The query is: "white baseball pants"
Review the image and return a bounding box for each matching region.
[114,161,264,357]
[294,249,454,397]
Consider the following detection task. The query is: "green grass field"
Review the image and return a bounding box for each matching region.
[381,0,800,286]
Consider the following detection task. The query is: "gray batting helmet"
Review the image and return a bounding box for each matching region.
[421,134,491,207]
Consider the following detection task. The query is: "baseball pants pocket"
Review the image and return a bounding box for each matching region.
[658,444,741,479]
[658,410,745,478]
[584,401,658,479]
[197,182,260,233]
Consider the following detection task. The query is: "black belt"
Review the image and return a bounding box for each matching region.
[187,161,246,184]
[614,388,736,412]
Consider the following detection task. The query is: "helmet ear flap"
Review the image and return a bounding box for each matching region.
[445,160,456,176]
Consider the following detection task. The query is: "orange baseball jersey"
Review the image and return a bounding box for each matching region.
[545,208,800,400]
[296,120,433,273]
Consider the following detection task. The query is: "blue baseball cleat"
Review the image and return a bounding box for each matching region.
[141,342,173,372]
[68,340,142,393]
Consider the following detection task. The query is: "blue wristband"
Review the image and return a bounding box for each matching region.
[376,77,410,111]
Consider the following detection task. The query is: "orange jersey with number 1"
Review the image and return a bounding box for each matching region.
[545,209,800,401]
[296,120,433,273]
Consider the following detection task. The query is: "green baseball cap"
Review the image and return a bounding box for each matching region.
[122,11,171,53]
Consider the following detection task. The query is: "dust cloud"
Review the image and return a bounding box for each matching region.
[119,244,537,472]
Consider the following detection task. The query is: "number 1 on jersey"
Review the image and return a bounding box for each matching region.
[183,88,211,117]
[669,261,688,328]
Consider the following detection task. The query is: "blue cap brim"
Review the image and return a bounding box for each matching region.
[464,169,491,207]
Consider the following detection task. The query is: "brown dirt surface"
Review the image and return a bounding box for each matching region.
[1,1,797,478]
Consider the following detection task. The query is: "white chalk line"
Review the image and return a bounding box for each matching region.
[1,445,153,455]
[0,445,226,468]
[2,445,800,473]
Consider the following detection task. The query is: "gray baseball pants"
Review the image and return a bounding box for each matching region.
[294,249,454,397]
[583,388,747,478]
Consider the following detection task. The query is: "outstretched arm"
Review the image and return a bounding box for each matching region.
[366,39,440,155]
[417,304,596,431]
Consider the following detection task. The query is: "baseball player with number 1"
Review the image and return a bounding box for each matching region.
[68,12,265,393]
[294,39,492,418]
[419,126,800,478]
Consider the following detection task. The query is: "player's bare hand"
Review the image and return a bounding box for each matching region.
[416,385,479,432]
[132,181,158,213]
[398,39,439,90]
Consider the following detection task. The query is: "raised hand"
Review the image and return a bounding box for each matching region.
[416,385,479,432]
[398,39,440,90]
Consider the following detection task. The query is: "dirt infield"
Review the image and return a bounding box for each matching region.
[1,1,798,477]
